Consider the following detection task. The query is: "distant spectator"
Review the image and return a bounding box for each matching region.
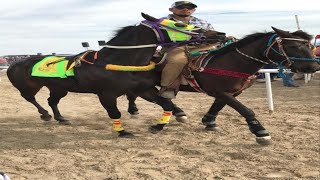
[283,72,299,87]
[314,46,320,57]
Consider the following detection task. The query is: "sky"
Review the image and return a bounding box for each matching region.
[1,0,319,55]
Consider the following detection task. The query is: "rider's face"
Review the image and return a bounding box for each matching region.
[170,6,196,16]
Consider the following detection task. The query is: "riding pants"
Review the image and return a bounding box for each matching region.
[161,44,216,87]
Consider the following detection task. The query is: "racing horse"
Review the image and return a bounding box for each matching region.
[6,13,224,134]
[126,25,320,145]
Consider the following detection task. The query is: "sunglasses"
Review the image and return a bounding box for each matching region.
[175,6,195,10]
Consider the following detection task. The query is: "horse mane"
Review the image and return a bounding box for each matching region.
[211,31,273,58]
[113,26,135,37]
[211,29,312,58]
[291,30,313,41]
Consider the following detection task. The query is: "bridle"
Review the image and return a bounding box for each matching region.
[236,33,320,67]
[103,19,205,49]
[264,34,315,67]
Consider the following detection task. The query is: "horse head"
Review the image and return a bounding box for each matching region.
[141,12,226,44]
[270,27,320,73]
[200,30,227,44]
[141,12,190,28]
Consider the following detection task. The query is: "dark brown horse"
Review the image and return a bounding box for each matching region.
[126,25,320,145]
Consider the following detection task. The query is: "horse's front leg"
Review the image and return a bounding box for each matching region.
[98,93,134,138]
[127,91,188,123]
[134,87,175,133]
[214,92,271,145]
[202,98,226,131]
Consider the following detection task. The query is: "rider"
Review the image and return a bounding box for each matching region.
[159,1,218,99]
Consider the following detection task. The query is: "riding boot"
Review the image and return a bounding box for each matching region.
[158,87,176,99]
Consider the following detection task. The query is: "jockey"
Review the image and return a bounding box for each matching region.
[159,1,222,98]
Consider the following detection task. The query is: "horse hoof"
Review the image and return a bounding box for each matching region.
[118,131,134,138]
[175,116,188,123]
[129,111,139,115]
[149,125,163,134]
[256,136,272,145]
[40,114,52,121]
[205,126,222,132]
[59,120,71,125]
[130,114,139,119]
[205,124,222,131]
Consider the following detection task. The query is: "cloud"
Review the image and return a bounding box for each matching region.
[1,0,319,55]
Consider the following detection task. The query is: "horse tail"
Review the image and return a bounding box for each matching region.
[7,57,44,94]
[6,59,22,86]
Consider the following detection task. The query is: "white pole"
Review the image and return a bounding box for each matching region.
[295,15,301,30]
[258,69,320,112]
[304,74,309,83]
[295,15,309,84]
[264,72,274,113]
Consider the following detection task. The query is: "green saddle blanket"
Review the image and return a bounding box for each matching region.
[32,56,75,78]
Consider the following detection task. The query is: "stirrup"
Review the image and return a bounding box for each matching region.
[159,90,176,99]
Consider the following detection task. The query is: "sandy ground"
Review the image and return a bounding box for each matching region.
[0,70,319,180]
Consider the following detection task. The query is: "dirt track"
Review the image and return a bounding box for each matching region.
[0,71,319,179]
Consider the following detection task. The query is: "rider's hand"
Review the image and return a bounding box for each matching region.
[226,36,238,42]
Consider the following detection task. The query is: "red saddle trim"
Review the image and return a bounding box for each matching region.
[184,76,206,93]
[202,68,251,79]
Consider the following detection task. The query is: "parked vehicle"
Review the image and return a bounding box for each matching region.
[0,58,9,69]
[314,34,320,57]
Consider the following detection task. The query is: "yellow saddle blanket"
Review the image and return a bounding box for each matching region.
[32,56,75,78]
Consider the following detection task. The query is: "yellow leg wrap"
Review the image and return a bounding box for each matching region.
[112,119,124,132]
[157,111,172,124]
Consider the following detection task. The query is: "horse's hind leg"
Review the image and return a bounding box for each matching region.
[47,89,70,125]
[202,98,226,131]
[126,92,139,115]
[20,87,52,121]
[173,103,188,123]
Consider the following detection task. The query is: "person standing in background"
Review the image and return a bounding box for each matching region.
[282,73,299,87]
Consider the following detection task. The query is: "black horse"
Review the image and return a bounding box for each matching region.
[6,14,223,131]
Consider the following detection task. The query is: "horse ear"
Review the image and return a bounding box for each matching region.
[203,30,226,37]
[174,22,187,28]
[216,31,226,36]
[141,12,159,22]
[272,26,290,38]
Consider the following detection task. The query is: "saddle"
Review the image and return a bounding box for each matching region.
[66,50,99,70]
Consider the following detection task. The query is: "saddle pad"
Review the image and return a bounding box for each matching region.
[32,56,75,78]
